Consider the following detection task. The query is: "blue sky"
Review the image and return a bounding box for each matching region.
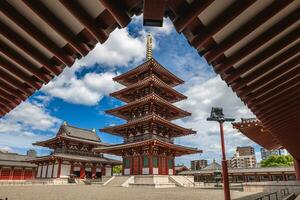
[0,16,262,166]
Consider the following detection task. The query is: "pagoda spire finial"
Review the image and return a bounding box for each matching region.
[146,32,153,60]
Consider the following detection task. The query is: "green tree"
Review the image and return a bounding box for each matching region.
[261,155,293,167]
[113,165,122,174]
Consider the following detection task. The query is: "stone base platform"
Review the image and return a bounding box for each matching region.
[128,175,176,188]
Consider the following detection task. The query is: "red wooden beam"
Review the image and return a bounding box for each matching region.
[204,0,293,63]
[231,46,300,91]
[0,97,15,110]
[58,0,108,44]
[246,76,299,105]
[100,0,131,28]
[173,0,214,32]
[0,21,62,76]
[22,0,90,56]
[225,29,300,84]
[190,0,256,50]
[0,79,27,101]
[0,56,43,90]
[0,70,33,96]
[0,88,21,105]
[0,0,74,66]
[1,42,51,83]
[238,64,300,98]
[215,8,300,73]
[263,113,299,130]
[0,104,11,114]
[143,0,167,27]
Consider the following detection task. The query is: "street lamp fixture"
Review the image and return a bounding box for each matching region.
[207,107,235,200]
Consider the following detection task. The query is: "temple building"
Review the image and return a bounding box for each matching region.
[30,122,121,179]
[94,33,201,175]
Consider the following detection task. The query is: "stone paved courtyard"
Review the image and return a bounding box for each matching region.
[0,185,256,200]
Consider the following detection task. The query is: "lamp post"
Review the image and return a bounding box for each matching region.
[207,107,234,200]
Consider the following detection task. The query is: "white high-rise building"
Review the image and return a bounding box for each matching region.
[231,146,256,168]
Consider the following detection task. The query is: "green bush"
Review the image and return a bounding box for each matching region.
[261,155,293,167]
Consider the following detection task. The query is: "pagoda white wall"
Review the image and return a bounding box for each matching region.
[37,166,42,178]
[85,167,91,172]
[142,168,149,175]
[96,168,101,172]
[47,164,53,178]
[73,166,80,171]
[42,165,47,178]
[168,169,174,175]
[124,169,130,175]
[153,168,159,175]
[60,164,71,178]
[105,166,112,176]
[52,164,58,178]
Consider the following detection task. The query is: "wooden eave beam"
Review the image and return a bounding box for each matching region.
[0,104,11,114]
[262,113,300,130]
[22,0,90,56]
[0,21,62,76]
[0,88,20,105]
[99,0,131,28]
[231,46,300,91]
[238,64,300,98]
[0,69,33,95]
[0,79,27,101]
[0,0,74,66]
[190,0,256,50]
[246,76,299,105]
[143,0,167,27]
[215,8,300,73]
[0,96,15,110]
[225,29,300,84]
[58,0,108,44]
[173,0,214,32]
[1,42,51,83]
[0,56,43,90]
[204,0,293,63]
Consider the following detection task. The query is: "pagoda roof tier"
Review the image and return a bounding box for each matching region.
[33,123,109,149]
[110,75,187,103]
[232,119,283,150]
[113,58,184,87]
[28,153,121,165]
[100,114,196,137]
[93,138,202,156]
[106,93,191,121]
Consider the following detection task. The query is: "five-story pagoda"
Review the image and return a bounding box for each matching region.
[94,34,201,175]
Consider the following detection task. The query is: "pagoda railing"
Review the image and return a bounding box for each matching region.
[124,134,173,143]
[53,148,104,158]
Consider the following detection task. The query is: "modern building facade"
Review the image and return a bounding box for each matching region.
[30,122,121,179]
[94,34,201,175]
[191,159,208,170]
[0,150,37,180]
[231,146,256,168]
[261,148,288,160]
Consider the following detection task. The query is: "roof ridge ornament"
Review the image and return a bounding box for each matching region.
[146,32,153,60]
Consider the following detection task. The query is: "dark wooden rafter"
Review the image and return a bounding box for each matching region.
[1,42,51,83]
[0,96,15,110]
[0,21,62,76]
[238,62,300,98]
[204,0,293,63]
[225,28,300,84]
[0,0,74,66]
[0,56,43,90]
[99,0,131,28]
[215,8,300,73]
[143,0,167,27]
[190,0,256,50]
[58,0,108,44]
[0,79,27,101]
[173,0,214,32]
[22,0,91,56]
[0,88,21,105]
[231,45,300,91]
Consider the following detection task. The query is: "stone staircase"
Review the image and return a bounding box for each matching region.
[169,176,195,187]
[104,176,132,187]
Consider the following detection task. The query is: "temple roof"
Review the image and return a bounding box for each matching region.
[113,58,184,87]
[93,138,202,156]
[232,119,283,150]
[28,153,121,165]
[100,114,196,137]
[33,123,108,148]
[106,93,191,121]
[0,151,36,168]
[110,75,187,103]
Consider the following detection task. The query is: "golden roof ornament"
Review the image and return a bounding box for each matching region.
[146,32,153,60]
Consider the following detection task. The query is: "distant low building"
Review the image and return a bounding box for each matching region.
[231,146,256,169]
[191,159,208,170]
[261,148,288,160]
[175,165,189,175]
[0,150,37,180]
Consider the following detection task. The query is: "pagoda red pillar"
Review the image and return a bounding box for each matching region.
[80,165,85,179]
[294,159,300,180]
[57,159,62,178]
[149,154,153,175]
